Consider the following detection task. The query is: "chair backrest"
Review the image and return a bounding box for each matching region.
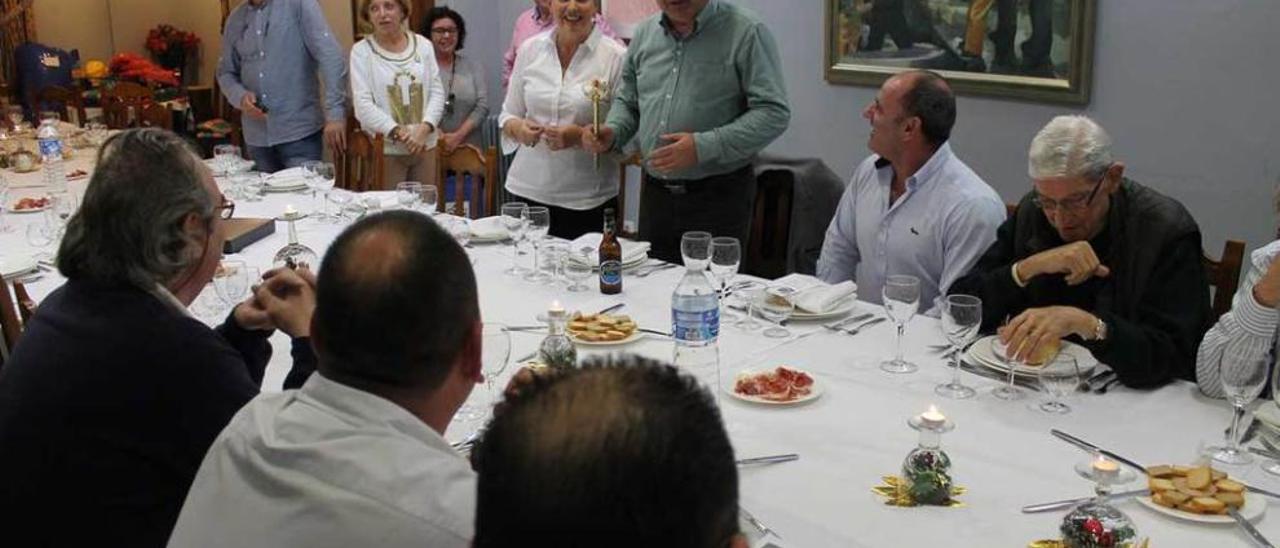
[137,102,172,130]
[1204,239,1247,319]
[0,280,34,357]
[437,144,498,219]
[745,168,795,279]
[339,127,384,192]
[36,84,86,126]
[102,81,154,106]
[616,153,642,238]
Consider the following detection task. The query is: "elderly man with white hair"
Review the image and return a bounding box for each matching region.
[951,115,1211,389]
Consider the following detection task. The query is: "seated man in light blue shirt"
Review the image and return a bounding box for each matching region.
[217,0,348,173]
[817,71,1004,316]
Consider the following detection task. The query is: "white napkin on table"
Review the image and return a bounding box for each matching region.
[469,216,509,239]
[772,273,857,313]
[264,167,309,188]
[567,233,650,266]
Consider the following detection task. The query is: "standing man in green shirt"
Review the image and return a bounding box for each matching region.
[585,0,790,263]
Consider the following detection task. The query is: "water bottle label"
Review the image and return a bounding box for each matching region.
[600,260,622,285]
[672,307,720,342]
[38,138,61,157]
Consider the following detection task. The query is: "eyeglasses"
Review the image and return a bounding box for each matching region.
[430,27,458,36]
[215,199,236,220]
[1032,173,1106,214]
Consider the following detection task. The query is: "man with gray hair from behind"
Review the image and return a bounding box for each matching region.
[951,115,1211,389]
[0,128,318,547]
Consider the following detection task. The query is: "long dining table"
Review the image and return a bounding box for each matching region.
[1,153,1276,547]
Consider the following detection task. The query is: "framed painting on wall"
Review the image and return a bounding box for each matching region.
[825,0,1096,105]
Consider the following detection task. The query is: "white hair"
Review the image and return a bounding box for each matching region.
[1027,115,1114,181]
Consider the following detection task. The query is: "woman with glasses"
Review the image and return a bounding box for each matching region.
[499,0,626,239]
[350,0,446,190]
[423,7,487,153]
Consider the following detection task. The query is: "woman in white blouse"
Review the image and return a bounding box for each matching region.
[351,0,446,190]
[500,0,627,239]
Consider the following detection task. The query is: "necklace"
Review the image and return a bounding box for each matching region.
[369,31,417,64]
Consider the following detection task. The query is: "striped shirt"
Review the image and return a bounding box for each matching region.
[1196,239,1280,398]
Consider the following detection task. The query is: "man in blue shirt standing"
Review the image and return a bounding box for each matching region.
[218,0,348,172]
[817,70,1004,316]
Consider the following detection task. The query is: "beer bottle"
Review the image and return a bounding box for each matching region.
[599,208,622,294]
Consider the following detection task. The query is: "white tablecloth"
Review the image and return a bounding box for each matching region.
[0,161,1274,548]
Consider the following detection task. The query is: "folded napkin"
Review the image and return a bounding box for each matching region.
[1256,401,1280,432]
[265,167,310,188]
[470,216,509,239]
[568,232,650,266]
[773,273,857,313]
[0,255,37,279]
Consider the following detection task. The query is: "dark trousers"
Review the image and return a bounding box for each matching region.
[247,130,323,174]
[508,193,619,241]
[639,166,756,264]
[865,0,915,51]
[1020,0,1053,70]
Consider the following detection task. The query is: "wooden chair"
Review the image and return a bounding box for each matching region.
[744,168,795,279]
[102,81,154,106]
[0,280,35,360]
[36,84,86,126]
[436,144,498,219]
[1204,239,1246,319]
[137,102,173,130]
[616,153,642,238]
[339,126,385,192]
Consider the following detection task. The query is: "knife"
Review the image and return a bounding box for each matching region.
[1049,430,1148,473]
[596,303,625,315]
[736,453,799,466]
[1021,489,1149,513]
[1229,507,1276,548]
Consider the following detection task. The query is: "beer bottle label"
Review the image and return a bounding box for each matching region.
[600,260,623,286]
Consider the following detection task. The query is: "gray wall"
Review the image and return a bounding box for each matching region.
[455,0,1280,255]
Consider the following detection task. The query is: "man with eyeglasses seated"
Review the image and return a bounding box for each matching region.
[951,115,1211,388]
[0,128,317,547]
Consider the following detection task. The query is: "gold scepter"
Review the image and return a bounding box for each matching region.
[582,78,610,171]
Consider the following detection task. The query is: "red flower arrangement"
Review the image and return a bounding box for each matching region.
[145,24,200,71]
[109,52,179,87]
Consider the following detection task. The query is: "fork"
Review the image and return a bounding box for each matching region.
[845,316,886,335]
[823,313,871,332]
[634,263,677,278]
[740,506,779,539]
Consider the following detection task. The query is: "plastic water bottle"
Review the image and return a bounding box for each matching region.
[672,264,720,389]
[37,115,65,194]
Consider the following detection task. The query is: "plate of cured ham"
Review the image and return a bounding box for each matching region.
[729,366,823,406]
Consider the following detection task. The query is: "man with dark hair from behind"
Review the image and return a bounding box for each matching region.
[817,69,1004,317]
[169,211,484,547]
[473,356,747,548]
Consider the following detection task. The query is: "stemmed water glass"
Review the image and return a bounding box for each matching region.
[710,237,740,320]
[25,220,55,259]
[396,181,423,211]
[1207,340,1271,465]
[993,332,1028,401]
[733,280,766,331]
[6,104,25,132]
[880,274,921,374]
[421,184,440,216]
[309,163,336,221]
[522,206,551,282]
[212,260,250,314]
[681,231,712,271]
[757,286,796,338]
[935,294,981,399]
[49,193,76,236]
[540,242,567,286]
[562,249,593,292]
[328,189,354,222]
[461,323,512,421]
[1038,354,1081,414]
[500,202,529,276]
[213,144,241,176]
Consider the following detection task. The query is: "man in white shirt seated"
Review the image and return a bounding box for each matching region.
[168,210,483,547]
[816,70,1004,316]
[472,356,748,548]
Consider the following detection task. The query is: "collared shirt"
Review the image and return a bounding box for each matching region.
[502,7,620,89]
[1196,239,1280,398]
[147,283,193,319]
[350,32,447,155]
[217,0,348,147]
[606,0,790,180]
[499,27,627,210]
[816,143,1005,316]
[168,373,475,548]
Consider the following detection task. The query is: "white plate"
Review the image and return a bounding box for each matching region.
[0,255,38,279]
[6,203,48,214]
[262,183,308,193]
[966,335,1099,378]
[790,295,859,321]
[1136,491,1265,524]
[569,330,645,347]
[726,369,824,406]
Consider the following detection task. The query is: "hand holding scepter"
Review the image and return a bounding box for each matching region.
[582,78,610,171]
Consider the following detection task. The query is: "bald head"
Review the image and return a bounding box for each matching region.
[313,210,478,391]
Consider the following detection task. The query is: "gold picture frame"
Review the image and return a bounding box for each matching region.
[825,0,1096,105]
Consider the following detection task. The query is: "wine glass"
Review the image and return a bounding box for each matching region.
[300,160,324,214]
[421,184,440,216]
[522,206,551,282]
[461,323,512,421]
[6,104,24,131]
[449,218,472,247]
[500,202,529,276]
[681,231,712,271]
[732,280,766,331]
[880,274,921,374]
[540,241,567,286]
[1037,354,1081,414]
[49,193,76,235]
[310,163,336,221]
[212,260,249,313]
[213,144,241,175]
[25,221,55,259]
[396,181,423,211]
[757,286,796,338]
[1207,340,1271,465]
[328,189,354,222]
[562,249,593,292]
[710,237,740,319]
[935,294,981,399]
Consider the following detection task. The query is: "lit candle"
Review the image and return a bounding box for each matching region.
[920,405,946,429]
[549,300,565,316]
[1092,454,1119,481]
[284,204,297,217]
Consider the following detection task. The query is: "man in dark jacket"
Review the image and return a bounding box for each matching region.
[951,115,1210,389]
[0,128,316,546]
